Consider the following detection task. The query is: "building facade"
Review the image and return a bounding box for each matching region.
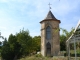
[40,10,61,56]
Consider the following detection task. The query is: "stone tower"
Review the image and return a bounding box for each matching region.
[40,10,61,56]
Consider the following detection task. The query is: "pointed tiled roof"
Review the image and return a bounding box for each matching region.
[45,10,57,19]
[40,10,61,23]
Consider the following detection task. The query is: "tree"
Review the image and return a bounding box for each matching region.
[1,38,12,60]
[16,29,32,56]
[60,34,66,51]
[1,29,41,59]
[32,36,41,52]
[60,28,74,51]
[8,34,21,60]
[3,38,7,46]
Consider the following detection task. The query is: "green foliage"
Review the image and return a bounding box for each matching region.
[60,35,66,51]
[16,29,32,56]
[8,34,21,59]
[32,36,41,52]
[1,39,13,60]
[0,41,2,55]
[1,27,75,59]
[20,56,67,60]
[35,53,42,57]
[0,41,2,46]
[3,38,7,46]
[60,28,74,51]
[1,29,41,60]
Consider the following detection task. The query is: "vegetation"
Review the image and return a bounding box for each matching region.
[0,27,77,60]
[60,28,74,51]
[1,29,41,60]
[20,55,67,60]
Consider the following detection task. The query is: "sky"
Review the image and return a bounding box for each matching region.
[0,0,80,41]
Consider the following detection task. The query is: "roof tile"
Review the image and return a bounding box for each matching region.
[45,10,57,19]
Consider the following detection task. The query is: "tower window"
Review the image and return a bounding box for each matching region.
[46,26,51,40]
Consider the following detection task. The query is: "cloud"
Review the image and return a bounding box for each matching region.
[0,0,80,41]
[0,0,9,3]
[0,27,7,30]
[52,0,80,16]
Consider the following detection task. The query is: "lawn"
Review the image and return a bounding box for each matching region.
[20,56,67,60]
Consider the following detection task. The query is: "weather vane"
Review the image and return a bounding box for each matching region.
[48,3,52,10]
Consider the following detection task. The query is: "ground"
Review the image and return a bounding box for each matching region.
[20,56,68,60]
[20,55,80,60]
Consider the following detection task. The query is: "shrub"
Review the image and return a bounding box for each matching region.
[35,53,42,57]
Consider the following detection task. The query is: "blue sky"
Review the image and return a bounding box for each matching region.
[0,0,80,41]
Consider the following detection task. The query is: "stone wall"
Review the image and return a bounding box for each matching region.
[41,20,60,56]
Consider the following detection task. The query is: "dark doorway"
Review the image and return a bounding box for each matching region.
[46,42,51,56]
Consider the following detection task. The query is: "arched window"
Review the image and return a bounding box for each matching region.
[46,26,51,40]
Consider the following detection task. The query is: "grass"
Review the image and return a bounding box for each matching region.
[20,50,80,60]
[20,56,67,60]
[20,55,67,60]
[20,56,80,60]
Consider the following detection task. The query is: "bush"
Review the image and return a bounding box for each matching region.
[35,53,42,57]
[64,53,67,56]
